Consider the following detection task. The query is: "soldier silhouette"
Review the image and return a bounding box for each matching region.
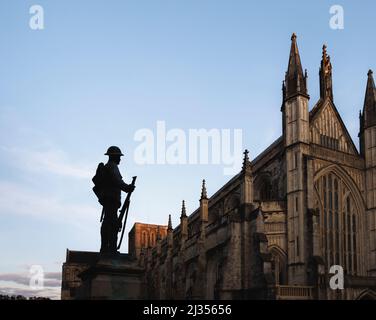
[93,146,135,254]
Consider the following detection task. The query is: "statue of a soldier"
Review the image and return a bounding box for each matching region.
[92,146,135,254]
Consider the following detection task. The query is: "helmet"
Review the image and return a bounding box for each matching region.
[104,146,124,156]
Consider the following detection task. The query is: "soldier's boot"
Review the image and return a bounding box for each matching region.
[100,222,110,253]
[109,226,119,254]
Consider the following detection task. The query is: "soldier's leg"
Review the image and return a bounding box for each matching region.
[100,205,112,253]
[100,219,108,253]
[108,204,119,253]
[112,216,119,253]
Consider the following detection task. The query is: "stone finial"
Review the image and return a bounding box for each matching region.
[368,69,374,77]
[168,214,173,231]
[201,180,208,200]
[181,200,187,218]
[322,44,331,66]
[322,44,327,57]
[242,149,252,173]
[291,33,297,41]
[319,43,333,100]
[243,149,249,162]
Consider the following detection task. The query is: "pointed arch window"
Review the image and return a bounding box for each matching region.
[344,196,358,274]
[315,173,359,275]
[260,180,272,201]
[141,231,148,247]
[270,247,287,285]
[149,232,156,247]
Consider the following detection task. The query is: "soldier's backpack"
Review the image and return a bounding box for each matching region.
[92,162,109,205]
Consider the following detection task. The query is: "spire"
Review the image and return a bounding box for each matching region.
[168,214,173,231]
[364,70,376,110]
[199,180,209,223]
[180,200,188,237]
[362,69,376,129]
[200,180,208,200]
[284,33,308,100]
[242,149,252,173]
[243,149,249,163]
[319,44,333,100]
[181,200,187,218]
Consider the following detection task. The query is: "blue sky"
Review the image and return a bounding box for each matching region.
[0,0,375,298]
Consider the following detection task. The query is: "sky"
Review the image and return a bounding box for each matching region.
[0,0,375,299]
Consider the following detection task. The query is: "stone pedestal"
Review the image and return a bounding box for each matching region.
[77,254,145,300]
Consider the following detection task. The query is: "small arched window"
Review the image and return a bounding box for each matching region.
[149,232,155,247]
[141,231,148,247]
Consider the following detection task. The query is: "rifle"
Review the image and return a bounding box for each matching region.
[100,207,105,222]
[117,176,137,250]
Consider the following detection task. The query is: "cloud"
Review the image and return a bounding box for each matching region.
[44,272,62,281]
[0,273,31,286]
[0,271,62,299]
[0,273,61,287]
[0,181,98,229]
[1,146,95,179]
[0,285,61,300]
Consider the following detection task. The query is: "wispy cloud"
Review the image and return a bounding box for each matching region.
[0,272,61,287]
[0,271,62,299]
[45,272,62,281]
[1,146,95,179]
[0,181,98,229]
[0,285,61,300]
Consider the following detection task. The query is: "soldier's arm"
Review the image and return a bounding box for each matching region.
[119,180,134,193]
[112,165,135,193]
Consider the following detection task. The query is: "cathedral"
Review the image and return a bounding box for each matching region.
[131,33,376,300]
[62,34,376,300]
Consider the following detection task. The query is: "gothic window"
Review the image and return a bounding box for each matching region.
[214,262,223,300]
[149,232,155,247]
[270,247,287,285]
[224,195,240,215]
[141,230,148,247]
[344,196,358,274]
[315,173,359,274]
[208,207,220,225]
[259,179,272,201]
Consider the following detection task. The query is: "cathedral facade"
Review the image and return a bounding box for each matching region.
[134,34,376,300]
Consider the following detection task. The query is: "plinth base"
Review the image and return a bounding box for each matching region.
[77,253,145,300]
